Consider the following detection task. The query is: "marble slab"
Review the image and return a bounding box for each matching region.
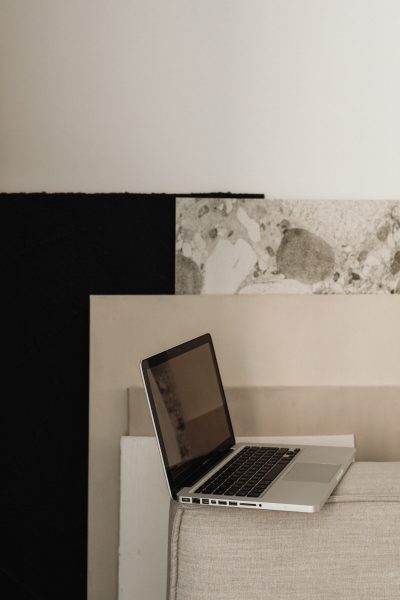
[176,198,400,294]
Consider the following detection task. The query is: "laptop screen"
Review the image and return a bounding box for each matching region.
[141,334,235,498]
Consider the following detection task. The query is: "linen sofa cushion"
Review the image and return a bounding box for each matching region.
[168,462,400,600]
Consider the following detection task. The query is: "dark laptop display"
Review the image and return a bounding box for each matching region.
[141,334,235,498]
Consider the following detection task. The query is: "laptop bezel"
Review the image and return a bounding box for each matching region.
[140,333,236,499]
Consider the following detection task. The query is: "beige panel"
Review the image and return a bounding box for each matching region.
[129,387,400,461]
[89,295,400,600]
[93,295,400,388]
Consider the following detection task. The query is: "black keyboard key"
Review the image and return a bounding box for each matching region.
[252,485,266,493]
[263,462,288,482]
[274,448,288,455]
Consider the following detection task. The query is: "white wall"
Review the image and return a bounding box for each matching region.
[1,0,400,196]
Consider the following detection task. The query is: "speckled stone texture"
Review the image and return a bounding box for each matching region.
[175,198,400,294]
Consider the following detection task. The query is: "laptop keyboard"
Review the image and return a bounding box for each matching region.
[195,446,301,498]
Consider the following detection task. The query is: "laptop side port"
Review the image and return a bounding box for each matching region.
[210,500,217,504]
[181,498,191,503]
[239,502,256,507]
[192,497,200,504]
[228,501,237,506]
[202,499,209,504]
[218,500,227,505]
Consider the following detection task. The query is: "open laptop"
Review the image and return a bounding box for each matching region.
[140,333,355,512]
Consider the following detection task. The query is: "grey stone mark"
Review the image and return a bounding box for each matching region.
[175,254,203,294]
[276,220,335,284]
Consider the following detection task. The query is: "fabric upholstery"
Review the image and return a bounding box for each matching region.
[168,462,400,600]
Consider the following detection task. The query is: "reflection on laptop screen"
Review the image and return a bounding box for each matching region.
[147,342,231,469]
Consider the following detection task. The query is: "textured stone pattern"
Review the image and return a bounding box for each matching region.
[175,198,400,294]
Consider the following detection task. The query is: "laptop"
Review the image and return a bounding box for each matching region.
[140,333,355,512]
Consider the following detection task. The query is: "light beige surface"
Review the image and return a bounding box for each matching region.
[93,295,400,388]
[169,462,400,600]
[2,2,400,197]
[89,295,399,600]
[129,387,400,461]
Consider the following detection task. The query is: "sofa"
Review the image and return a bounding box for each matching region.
[168,461,400,600]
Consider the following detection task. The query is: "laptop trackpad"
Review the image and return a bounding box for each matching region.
[283,463,340,483]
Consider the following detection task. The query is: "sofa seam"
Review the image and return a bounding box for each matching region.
[169,505,185,600]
